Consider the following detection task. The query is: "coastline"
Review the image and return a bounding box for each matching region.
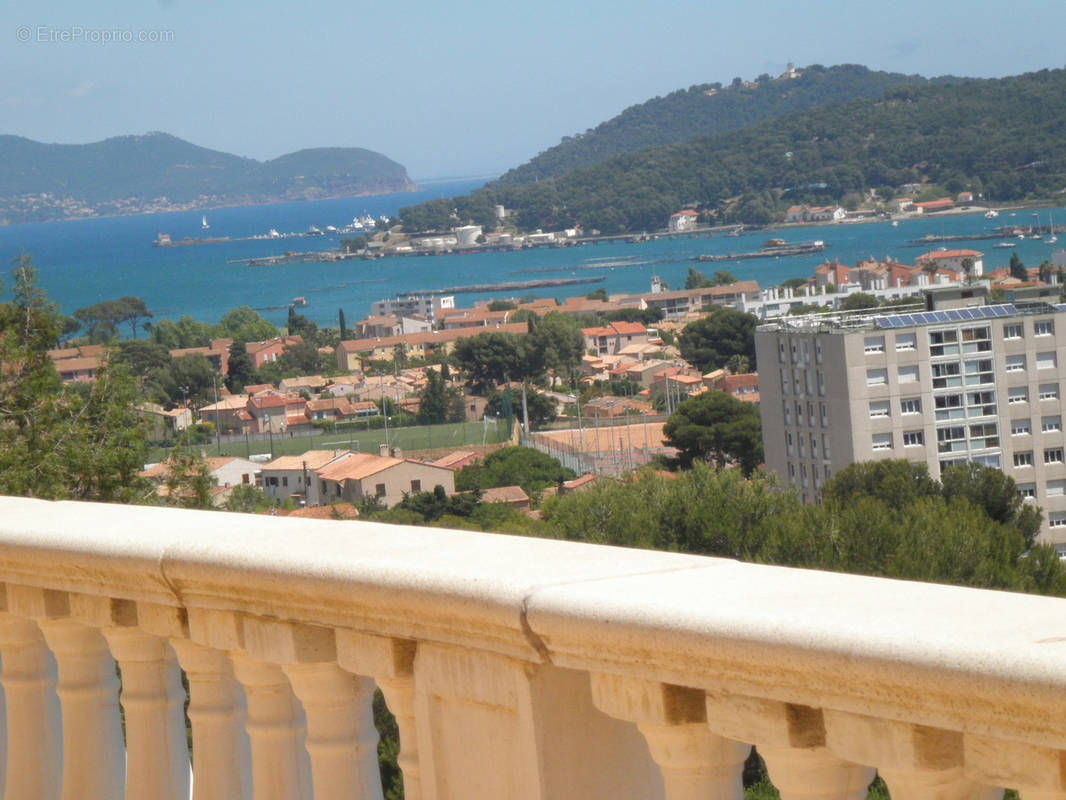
[0,182,422,228]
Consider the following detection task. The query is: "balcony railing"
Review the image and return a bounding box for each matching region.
[1,495,1065,799]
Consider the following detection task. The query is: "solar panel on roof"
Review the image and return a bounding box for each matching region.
[958,308,975,320]
[893,317,907,327]
[874,317,890,329]
[946,310,963,321]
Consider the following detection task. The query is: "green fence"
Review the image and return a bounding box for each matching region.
[148,418,514,463]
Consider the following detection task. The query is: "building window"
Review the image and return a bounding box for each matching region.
[1050,513,1066,529]
[937,426,966,454]
[411,479,422,493]
[931,361,962,389]
[1012,419,1031,436]
[1035,320,1055,336]
[1037,352,1057,370]
[872,433,893,451]
[867,368,887,387]
[786,432,794,456]
[1018,483,1037,499]
[969,423,999,449]
[816,342,823,364]
[817,371,825,396]
[901,397,921,415]
[1004,323,1023,340]
[895,332,916,351]
[1008,387,1029,405]
[864,336,885,354]
[820,403,828,427]
[822,434,831,460]
[1014,451,1034,467]
[1040,384,1060,401]
[779,341,786,362]
[282,476,288,487]
[898,365,919,384]
[824,466,832,480]
[810,434,818,458]
[1047,449,1065,465]
[376,483,387,497]
[934,393,964,421]
[1005,354,1026,373]
[903,430,924,447]
[869,400,890,418]
[929,329,959,357]
[784,402,791,425]
[1048,480,1066,497]
[1043,416,1063,433]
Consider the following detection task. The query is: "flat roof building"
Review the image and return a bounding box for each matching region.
[755,295,1066,548]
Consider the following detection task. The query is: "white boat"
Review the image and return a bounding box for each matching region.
[268,228,280,238]
[202,215,210,230]
[985,209,999,219]
[308,225,322,235]
[1049,213,1058,244]
[891,220,899,227]
[325,225,338,233]
[995,242,1016,249]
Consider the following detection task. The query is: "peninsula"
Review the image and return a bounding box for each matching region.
[0,132,417,225]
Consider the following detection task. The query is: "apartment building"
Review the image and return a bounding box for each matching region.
[755,292,1066,548]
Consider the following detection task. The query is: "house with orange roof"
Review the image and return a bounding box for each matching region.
[279,375,328,394]
[430,450,479,471]
[668,209,698,232]
[335,323,529,371]
[912,198,954,214]
[916,249,984,276]
[439,308,517,329]
[170,339,232,376]
[139,455,261,505]
[814,259,853,288]
[260,450,348,504]
[582,321,651,356]
[199,394,251,433]
[246,392,308,434]
[716,373,760,403]
[246,336,304,370]
[314,452,455,508]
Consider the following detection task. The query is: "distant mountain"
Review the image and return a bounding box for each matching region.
[490,65,949,188]
[401,67,1066,234]
[0,133,416,224]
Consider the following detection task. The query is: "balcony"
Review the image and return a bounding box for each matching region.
[0,495,1065,799]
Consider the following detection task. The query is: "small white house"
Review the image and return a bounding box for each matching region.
[668,210,698,232]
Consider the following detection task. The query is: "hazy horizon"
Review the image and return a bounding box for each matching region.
[5,0,1066,178]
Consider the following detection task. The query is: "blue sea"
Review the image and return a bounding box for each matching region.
[1,183,1064,329]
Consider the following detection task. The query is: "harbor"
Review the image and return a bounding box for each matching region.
[695,240,827,262]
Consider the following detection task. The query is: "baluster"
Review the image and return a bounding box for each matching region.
[0,614,62,800]
[336,631,420,800]
[170,639,252,800]
[824,710,1003,800]
[704,693,874,800]
[590,673,749,800]
[102,627,190,800]
[965,734,1066,800]
[240,616,381,800]
[37,618,126,800]
[229,651,313,800]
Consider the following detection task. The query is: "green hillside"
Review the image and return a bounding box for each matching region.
[0,133,415,223]
[491,64,941,188]
[402,67,1066,234]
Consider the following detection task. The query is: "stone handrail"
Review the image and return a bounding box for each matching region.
[0,495,1065,799]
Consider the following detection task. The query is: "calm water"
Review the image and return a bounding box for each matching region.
[1,187,1064,329]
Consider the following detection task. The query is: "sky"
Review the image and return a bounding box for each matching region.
[3,0,1065,180]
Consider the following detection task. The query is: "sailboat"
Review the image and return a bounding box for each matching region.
[1049,212,1058,244]
[202,215,210,231]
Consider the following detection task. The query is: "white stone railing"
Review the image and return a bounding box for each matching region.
[1,497,1066,800]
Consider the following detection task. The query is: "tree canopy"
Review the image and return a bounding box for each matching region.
[678,309,758,373]
[663,390,764,474]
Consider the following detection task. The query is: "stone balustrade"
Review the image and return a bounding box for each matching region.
[1,495,1066,799]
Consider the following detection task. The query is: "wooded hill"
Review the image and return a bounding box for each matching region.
[401,67,1066,234]
[491,64,943,188]
[0,132,415,223]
